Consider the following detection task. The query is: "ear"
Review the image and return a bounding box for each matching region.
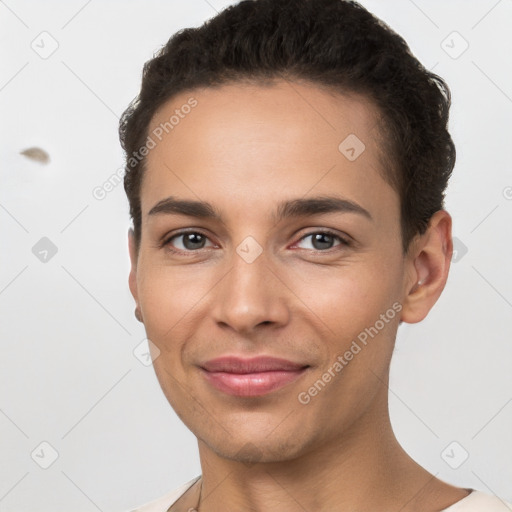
[128,228,139,306]
[400,210,453,324]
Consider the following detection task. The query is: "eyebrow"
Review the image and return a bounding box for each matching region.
[148,195,373,223]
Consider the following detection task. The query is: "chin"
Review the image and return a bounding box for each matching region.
[198,425,315,465]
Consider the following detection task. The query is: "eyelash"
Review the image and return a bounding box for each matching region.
[161,229,350,255]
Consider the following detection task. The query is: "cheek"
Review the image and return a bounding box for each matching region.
[137,264,212,335]
[293,262,400,336]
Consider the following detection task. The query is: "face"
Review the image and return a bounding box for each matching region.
[128,80,435,464]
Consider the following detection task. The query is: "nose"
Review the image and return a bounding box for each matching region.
[210,246,290,335]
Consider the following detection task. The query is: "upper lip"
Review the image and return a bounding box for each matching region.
[200,356,309,373]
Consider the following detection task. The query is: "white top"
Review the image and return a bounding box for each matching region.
[129,476,512,512]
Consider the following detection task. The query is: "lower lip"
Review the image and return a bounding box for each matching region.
[200,368,309,397]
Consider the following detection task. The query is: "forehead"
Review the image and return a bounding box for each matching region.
[141,79,397,224]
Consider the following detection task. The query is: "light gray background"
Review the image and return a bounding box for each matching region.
[1,1,511,510]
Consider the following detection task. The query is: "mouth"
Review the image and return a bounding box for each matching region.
[199,356,310,397]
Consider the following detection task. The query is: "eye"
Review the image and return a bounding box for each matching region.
[161,229,350,254]
[293,230,349,251]
[163,230,216,252]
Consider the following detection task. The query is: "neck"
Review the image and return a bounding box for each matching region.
[193,382,461,512]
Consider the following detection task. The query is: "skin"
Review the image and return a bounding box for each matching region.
[128,79,467,511]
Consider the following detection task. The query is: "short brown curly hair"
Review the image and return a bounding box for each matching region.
[119,0,455,253]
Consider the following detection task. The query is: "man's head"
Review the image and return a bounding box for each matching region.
[119,0,454,465]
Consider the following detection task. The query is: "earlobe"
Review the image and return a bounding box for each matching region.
[400,210,453,324]
[134,306,144,323]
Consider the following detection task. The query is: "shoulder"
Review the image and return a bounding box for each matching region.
[128,476,201,512]
[441,490,512,511]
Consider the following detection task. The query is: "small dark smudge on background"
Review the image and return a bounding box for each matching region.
[20,147,50,165]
